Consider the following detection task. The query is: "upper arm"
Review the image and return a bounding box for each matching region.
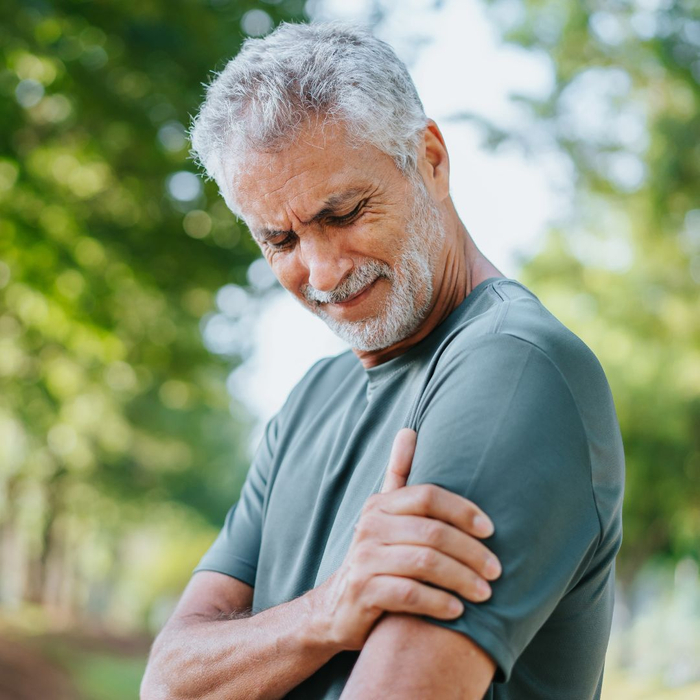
[171,570,254,624]
[192,410,282,586]
[391,335,600,683]
[342,613,495,700]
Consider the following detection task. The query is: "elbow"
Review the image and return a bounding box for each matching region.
[141,664,189,700]
[140,661,170,700]
[140,639,183,700]
[140,676,161,700]
[141,630,214,700]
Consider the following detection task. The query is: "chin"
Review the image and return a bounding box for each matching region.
[320,304,428,352]
[301,271,434,352]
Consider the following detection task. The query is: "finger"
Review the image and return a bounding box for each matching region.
[368,543,492,603]
[366,513,501,581]
[380,428,417,493]
[366,574,465,620]
[377,483,496,538]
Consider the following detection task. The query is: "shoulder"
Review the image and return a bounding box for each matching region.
[418,331,588,452]
[437,279,613,410]
[420,279,624,540]
[425,279,620,474]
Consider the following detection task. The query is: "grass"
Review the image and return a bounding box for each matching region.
[33,631,149,700]
[56,649,147,700]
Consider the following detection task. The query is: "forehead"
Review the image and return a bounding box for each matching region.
[230,122,397,226]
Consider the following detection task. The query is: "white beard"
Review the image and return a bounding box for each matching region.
[301,177,447,352]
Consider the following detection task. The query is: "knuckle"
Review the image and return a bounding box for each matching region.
[396,580,419,607]
[347,573,365,597]
[423,520,443,547]
[353,516,374,541]
[414,547,436,573]
[362,494,381,514]
[352,541,374,566]
[354,517,367,541]
[416,484,437,511]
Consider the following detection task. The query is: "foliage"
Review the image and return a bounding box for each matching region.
[479,0,700,575]
[0,0,307,626]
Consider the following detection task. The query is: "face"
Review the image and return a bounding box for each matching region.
[230,122,447,351]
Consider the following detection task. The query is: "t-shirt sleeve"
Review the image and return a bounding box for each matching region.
[405,334,601,683]
[192,410,280,587]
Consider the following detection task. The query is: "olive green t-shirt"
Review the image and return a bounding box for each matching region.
[194,276,625,700]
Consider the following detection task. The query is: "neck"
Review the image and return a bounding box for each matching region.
[354,198,504,369]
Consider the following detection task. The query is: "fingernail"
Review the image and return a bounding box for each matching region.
[485,556,502,579]
[449,599,464,614]
[477,580,492,600]
[474,515,494,537]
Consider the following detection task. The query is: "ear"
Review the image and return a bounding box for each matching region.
[416,118,450,202]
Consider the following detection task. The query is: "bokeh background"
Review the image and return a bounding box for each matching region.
[1,0,698,698]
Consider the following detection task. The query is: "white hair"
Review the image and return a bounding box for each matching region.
[189,21,429,217]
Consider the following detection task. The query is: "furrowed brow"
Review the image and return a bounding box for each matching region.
[305,187,369,224]
[253,186,371,242]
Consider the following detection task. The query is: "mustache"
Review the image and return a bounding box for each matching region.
[302,260,392,305]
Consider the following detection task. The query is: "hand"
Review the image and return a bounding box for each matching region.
[312,428,501,652]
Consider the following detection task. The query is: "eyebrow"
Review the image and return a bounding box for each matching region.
[253,187,370,242]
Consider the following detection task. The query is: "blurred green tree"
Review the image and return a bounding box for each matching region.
[477,0,700,578]
[0,0,306,626]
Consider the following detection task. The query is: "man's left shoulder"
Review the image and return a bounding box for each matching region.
[430,279,624,475]
[434,280,625,524]
[447,279,611,398]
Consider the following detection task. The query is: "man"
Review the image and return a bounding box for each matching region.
[141,21,624,700]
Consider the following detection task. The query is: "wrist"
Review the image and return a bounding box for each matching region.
[298,583,346,656]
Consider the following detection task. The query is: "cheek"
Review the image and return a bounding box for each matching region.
[269,253,305,293]
[354,217,401,263]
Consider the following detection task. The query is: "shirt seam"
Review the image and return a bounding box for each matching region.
[367,359,417,394]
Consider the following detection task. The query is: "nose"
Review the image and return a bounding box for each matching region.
[301,235,354,293]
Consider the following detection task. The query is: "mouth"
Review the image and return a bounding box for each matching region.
[332,278,379,308]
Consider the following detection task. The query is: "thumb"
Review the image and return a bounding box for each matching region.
[380,428,417,493]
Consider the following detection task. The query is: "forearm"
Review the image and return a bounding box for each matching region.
[141,590,341,700]
[340,613,495,700]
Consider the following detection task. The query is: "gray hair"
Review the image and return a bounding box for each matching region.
[189,21,429,217]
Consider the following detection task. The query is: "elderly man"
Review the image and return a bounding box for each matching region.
[141,21,624,700]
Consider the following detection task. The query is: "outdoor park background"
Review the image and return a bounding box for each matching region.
[0,0,698,697]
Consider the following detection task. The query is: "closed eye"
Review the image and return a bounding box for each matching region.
[264,198,368,251]
[327,199,367,226]
[267,232,296,250]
